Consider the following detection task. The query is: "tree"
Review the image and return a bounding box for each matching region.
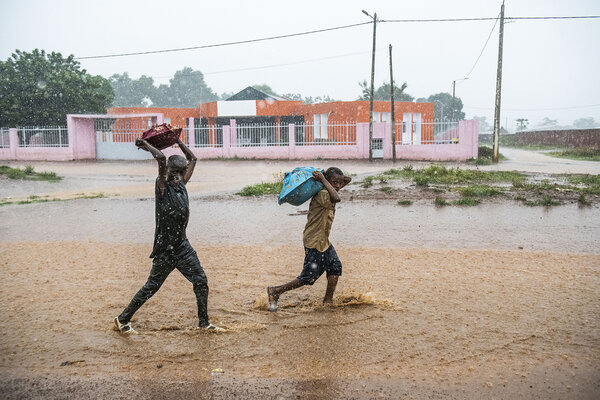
[573,117,596,129]
[109,72,156,107]
[473,116,492,132]
[358,80,413,101]
[0,49,114,126]
[418,92,465,121]
[515,118,529,131]
[538,117,558,127]
[152,67,218,107]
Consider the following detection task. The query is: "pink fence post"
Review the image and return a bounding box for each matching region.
[222,125,231,158]
[9,128,18,160]
[459,120,479,159]
[288,123,295,159]
[230,119,237,147]
[187,117,195,147]
[356,122,369,159]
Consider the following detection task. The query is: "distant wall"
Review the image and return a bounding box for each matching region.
[513,129,600,149]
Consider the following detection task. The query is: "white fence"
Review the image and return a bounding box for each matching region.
[94,118,150,143]
[192,125,223,148]
[17,126,68,147]
[394,120,460,145]
[0,128,9,148]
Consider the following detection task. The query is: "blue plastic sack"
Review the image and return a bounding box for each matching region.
[278,167,324,206]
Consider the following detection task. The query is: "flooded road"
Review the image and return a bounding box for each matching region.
[1,158,599,399]
[1,196,598,254]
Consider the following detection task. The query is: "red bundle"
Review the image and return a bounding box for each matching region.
[140,123,182,150]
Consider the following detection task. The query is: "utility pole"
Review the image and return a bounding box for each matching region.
[452,80,456,121]
[389,44,396,163]
[452,77,468,121]
[493,1,505,163]
[363,10,377,161]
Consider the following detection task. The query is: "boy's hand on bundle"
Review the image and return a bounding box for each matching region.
[312,170,325,182]
[135,138,148,150]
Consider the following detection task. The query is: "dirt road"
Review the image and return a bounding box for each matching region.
[0,155,599,399]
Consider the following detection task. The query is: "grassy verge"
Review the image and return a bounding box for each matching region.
[0,192,106,206]
[0,165,61,181]
[546,148,600,161]
[371,165,526,186]
[467,146,506,165]
[236,174,284,197]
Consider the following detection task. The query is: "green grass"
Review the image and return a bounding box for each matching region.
[361,176,374,188]
[381,165,525,186]
[0,165,61,181]
[578,194,591,206]
[452,197,481,206]
[380,186,393,195]
[457,185,503,198]
[546,148,600,161]
[434,196,449,207]
[0,192,106,206]
[397,199,412,206]
[236,181,283,197]
[467,146,506,165]
[521,195,561,207]
[236,173,285,197]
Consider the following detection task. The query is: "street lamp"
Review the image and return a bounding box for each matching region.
[362,10,377,161]
[434,100,445,122]
[452,77,468,121]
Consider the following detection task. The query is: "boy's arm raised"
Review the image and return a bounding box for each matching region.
[313,170,341,203]
[177,139,197,184]
[136,138,167,194]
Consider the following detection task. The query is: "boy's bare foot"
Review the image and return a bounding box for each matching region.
[323,298,334,305]
[267,286,279,312]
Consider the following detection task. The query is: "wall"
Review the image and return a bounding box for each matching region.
[108,107,197,129]
[513,129,600,149]
[0,119,478,162]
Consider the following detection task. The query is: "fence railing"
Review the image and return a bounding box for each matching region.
[94,118,149,143]
[224,122,357,147]
[16,126,69,147]
[295,122,357,146]
[192,125,223,148]
[0,128,9,148]
[394,120,459,145]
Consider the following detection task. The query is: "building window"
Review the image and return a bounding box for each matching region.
[314,113,328,139]
[402,113,422,144]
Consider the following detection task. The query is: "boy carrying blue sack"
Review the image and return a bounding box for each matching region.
[267,167,351,311]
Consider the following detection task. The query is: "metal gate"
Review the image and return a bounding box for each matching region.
[95,118,153,160]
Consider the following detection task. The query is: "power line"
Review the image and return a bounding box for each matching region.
[383,15,600,23]
[75,22,372,60]
[75,15,600,60]
[464,12,501,79]
[464,103,600,111]
[136,49,378,81]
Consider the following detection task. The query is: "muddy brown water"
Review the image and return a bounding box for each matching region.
[0,158,599,399]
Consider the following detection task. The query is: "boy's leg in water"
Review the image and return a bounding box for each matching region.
[118,255,175,324]
[175,246,210,327]
[323,275,338,304]
[267,279,304,311]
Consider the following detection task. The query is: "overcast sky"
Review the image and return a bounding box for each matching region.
[1,0,599,129]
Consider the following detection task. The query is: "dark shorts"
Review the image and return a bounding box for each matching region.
[296,245,342,285]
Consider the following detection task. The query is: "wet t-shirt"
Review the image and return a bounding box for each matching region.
[150,178,189,258]
[303,189,336,252]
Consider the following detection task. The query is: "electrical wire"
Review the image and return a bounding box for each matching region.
[463,12,501,79]
[75,21,372,60]
[464,104,600,111]
[75,15,600,60]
